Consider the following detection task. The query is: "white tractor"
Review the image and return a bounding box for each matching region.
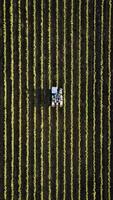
[51,87,63,107]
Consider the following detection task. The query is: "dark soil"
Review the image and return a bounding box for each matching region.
[0,0,113,199]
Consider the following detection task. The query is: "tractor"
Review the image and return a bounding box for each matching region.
[51,87,63,107]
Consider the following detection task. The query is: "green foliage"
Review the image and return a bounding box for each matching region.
[70,0,74,199]
[85,0,89,199]
[93,0,96,199]
[10,0,14,199]
[18,0,22,199]
[33,0,37,199]
[100,1,104,199]
[56,1,59,199]
[25,0,29,199]
[41,1,44,200]
[78,0,81,199]
[3,0,7,199]
[63,0,66,200]
[48,0,52,199]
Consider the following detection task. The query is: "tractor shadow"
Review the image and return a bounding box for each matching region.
[34,88,51,107]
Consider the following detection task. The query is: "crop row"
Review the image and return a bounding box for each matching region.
[41,0,44,200]
[63,0,66,200]
[93,0,96,199]
[70,0,74,199]
[85,0,89,199]
[33,0,37,199]
[10,0,14,199]
[48,0,51,199]
[18,0,22,199]
[78,0,81,199]
[100,1,104,199]
[56,0,59,199]
[3,0,7,199]
[25,0,29,199]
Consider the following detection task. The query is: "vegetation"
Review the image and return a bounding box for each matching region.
[78,0,81,199]
[48,0,52,199]
[70,0,74,199]
[33,0,37,199]
[100,1,104,199]
[93,0,96,199]
[18,0,22,199]
[63,0,66,199]
[56,0,59,199]
[41,0,44,199]
[25,0,29,199]
[10,0,14,199]
[3,0,7,199]
[85,0,89,199]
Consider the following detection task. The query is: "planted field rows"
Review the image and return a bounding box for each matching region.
[0,0,113,199]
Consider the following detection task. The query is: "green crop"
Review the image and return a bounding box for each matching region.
[85,0,89,199]
[70,0,74,199]
[48,0,52,199]
[78,0,81,200]
[18,0,22,199]
[10,0,14,199]
[93,0,96,199]
[3,0,7,199]
[25,0,29,199]
[63,0,66,200]
[33,0,37,199]
[41,0,44,200]
[56,0,59,199]
[100,1,104,199]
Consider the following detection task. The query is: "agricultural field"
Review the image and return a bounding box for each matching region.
[0,0,113,199]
